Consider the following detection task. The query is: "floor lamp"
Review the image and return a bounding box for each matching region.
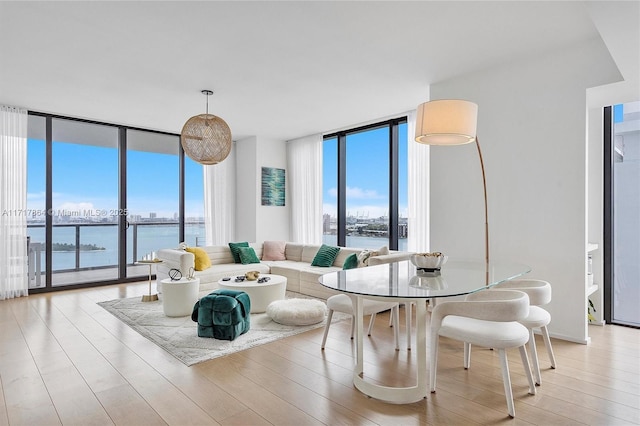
[414,99,490,283]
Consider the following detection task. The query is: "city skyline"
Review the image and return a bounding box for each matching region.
[323,124,408,220]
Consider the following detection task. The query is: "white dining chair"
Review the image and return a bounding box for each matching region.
[487,279,556,385]
[321,294,400,350]
[430,289,536,418]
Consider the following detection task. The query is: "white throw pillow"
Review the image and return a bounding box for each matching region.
[357,246,390,267]
[357,250,374,267]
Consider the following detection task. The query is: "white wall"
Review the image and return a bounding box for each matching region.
[429,38,621,343]
[235,136,258,242]
[256,137,290,243]
[235,136,290,243]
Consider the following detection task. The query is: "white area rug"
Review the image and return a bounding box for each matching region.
[98,292,348,366]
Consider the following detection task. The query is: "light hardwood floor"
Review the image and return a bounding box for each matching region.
[1,281,638,426]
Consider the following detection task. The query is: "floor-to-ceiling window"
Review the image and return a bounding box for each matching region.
[50,118,120,285]
[322,117,407,250]
[322,136,338,247]
[126,129,180,267]
[605,101,640,327]
[26,115,48,289]
[26,112,203,292]
[184,156,205,247]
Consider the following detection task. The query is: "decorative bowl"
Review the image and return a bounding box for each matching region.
[410,252,448,270]
[245,271,260,281]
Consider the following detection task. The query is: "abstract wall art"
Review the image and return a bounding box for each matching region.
[261,167,285,206]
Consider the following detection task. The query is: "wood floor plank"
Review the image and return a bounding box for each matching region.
[41,288,218,426]
[436,345,640,424]
[218,408,271,426]
[0,374,10,426]
[256,336,481,426]
[80,296,244,424]
[1,283,639,426]
[24,292,168,425]
[229,348,379,425]
[0,302,62,426]
[197,354,324,425]
[12,298,114,426]
[0,355,61,426]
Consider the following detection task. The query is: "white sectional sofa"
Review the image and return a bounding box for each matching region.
[156,242,412,300]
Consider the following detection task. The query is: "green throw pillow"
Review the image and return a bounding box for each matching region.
[238,247,261,264]
[228,241,249,263]
[342,253,358,270]
[311,244,341,267]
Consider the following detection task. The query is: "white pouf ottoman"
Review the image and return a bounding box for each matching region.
[266,299,327,326]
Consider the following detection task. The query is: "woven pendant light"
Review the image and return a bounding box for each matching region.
[181,90,232,165]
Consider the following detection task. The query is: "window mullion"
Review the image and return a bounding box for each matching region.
[337,132,347,247]
[389,121,399,250]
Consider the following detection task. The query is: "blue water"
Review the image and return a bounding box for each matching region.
[27,225,405,272]
[27,224,205,271]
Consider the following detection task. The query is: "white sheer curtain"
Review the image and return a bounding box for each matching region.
[287,134,322,244]
[407,109,431,252]
[0,105,29,300]
[203,143,236,245]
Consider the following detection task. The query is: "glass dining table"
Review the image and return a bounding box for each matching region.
[318,259,531,404]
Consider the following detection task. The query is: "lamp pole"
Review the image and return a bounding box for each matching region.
[474,137,490,284]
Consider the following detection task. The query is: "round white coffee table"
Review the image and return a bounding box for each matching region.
[160,277,200,317]
[217,274,287,313]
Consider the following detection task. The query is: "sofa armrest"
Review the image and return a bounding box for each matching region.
[368,252,412,266]
[157,248,195,274]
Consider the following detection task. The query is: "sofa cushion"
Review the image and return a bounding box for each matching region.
[301,244,321,263]
[377,245,390,255]
[267,262,304,293]
[185,246,211,271]
[285,243,305,262]
[262,240,286,261]
[333,247,362,267]
[238,247,261,264]
[228,242,249,263]
[203,246,235,265]
[311,244,341,267]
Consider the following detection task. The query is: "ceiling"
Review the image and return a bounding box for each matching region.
[0,1,621,141]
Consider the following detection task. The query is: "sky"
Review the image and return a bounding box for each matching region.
[27,139,204,220]
[323,123,408,220]
[27,120,411,224]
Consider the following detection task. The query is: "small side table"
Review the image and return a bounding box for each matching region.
[136,259,163,302]
[217,274,287,313]
[161,277,200,317]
